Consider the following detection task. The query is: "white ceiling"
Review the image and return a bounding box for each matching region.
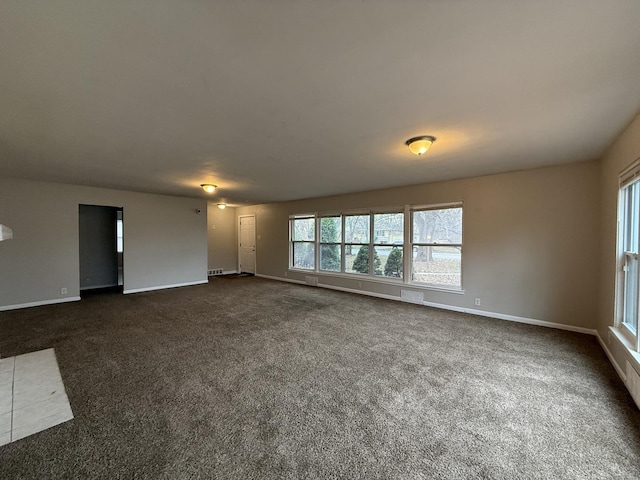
[1,1,640,205]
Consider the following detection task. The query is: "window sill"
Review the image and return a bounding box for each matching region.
[410,283,465,295]
[287,269,465,294]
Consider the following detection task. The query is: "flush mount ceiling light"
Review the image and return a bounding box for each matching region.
[0,224,13,241]
[217,203,226,210]
[200,184,217,193]
[405,135,436,155]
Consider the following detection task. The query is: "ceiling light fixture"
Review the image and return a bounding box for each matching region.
[405,135,436,155]
[201,184,217,193]
[217,203,226,210]
[0,224,13,241]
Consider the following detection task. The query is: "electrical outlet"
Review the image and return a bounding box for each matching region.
[61,287,67,295]
[357,281,362,288]
[474,298,481,306]
[284,271,288,277]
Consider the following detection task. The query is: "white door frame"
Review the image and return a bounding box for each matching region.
[238,214,256,274]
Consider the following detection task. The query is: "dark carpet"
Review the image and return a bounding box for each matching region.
[1,277,639,479]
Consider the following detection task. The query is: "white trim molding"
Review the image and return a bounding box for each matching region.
[460,307,597,336]
[123,280,208,295]
[607,326,640,376]
[80,283,120,291]
[0,296,81,312]
[286,269,466,295]
[257,273,306,285]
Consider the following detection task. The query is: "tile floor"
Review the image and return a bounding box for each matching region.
[0,348,73,446]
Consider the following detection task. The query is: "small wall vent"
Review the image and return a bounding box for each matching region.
[208,269,224,276]
[305,276,319,287]
[401,289,424,304]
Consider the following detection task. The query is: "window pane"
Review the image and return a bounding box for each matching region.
[625,183,640,253]
[292,218,315,241]
[344,244,369,274]
[623,253,639,334]
[320,244,341,271]
[412,245,461,288]
[344,215,370,243]
[375,245,403,278]
[116,219,123,253]
[373,213,403,245]
[320,216,341,243]
[292,242,314,269]
[413,208,462,244]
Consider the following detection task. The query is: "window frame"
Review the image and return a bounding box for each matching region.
[343,212,372,276]
[615,160,640,352]
[409,202,463,291]
[289,214,316,271]
[318,214,342,273]
[372,210,405,279]
[288,203,463,293]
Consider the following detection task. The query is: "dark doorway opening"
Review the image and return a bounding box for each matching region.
[79,205,124,296]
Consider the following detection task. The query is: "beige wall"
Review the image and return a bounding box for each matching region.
[0,178,208,309]
[207,203,238,273]
[237,161,600,329]
[598,113,640,368]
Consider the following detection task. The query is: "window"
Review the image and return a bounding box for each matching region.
[290,215,315,270]
[373,212,404,278]
[319,216,341,272]
[289,203,462,290]
[617,164,640,351]
[344,214,370,275]
[116,219,124,253]
[411,204,462,289]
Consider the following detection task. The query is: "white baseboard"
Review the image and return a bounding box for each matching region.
[80,283,118,291]
[255,274,597,336]
[256,273,306,285]
[460,307,597,336]
[257,274,416,305]
[310,283,403,303]
[596,331,626,382]
[123,280,208,295]
[0,296,81,312]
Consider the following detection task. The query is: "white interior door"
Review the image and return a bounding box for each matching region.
[239,215,256,274]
